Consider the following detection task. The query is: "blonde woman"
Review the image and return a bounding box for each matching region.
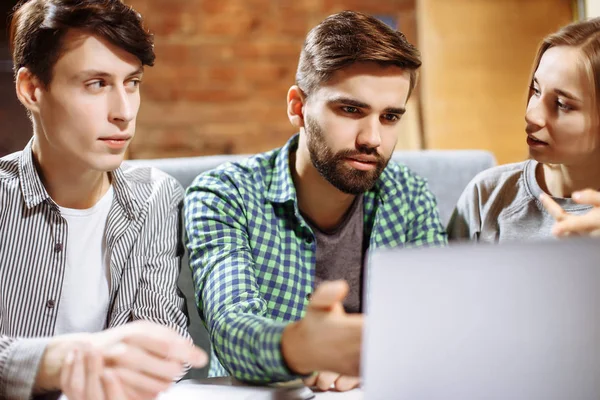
[448,18,600,242]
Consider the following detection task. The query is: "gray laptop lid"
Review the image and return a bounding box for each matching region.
[363,238,600,400]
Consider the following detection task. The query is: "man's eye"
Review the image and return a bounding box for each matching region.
[86,81,106,89]
[127,79,142,89]
[382,114,400,122]
[342,106,360,114]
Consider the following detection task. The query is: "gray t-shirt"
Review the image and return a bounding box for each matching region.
[448,160,592,243]
[303,194,364,313]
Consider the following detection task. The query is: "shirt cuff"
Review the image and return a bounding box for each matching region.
[256,321,309,381]
[3,337,51,400]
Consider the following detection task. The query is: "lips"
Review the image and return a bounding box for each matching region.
[527,135,548,145]
[99,135,131,141]
[346,156,378,164]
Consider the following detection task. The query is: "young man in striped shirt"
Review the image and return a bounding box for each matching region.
[0,1,206,399]
[185,11,447,392]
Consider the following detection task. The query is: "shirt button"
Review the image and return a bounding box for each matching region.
[46,299,56,309]
[305,236,314,244]
[54,243,63,253]
[306,292,312,301]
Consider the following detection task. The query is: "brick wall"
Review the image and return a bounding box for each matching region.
[1,1,34,157]
[0,67,31,157]
[125,0,417,159]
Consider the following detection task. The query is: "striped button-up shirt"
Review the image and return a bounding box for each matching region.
[0,141,190,400]
[184,134,447,383]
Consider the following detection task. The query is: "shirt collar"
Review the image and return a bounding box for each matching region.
[265,134,299,204]
[18,138,140,218]
[19,139,50,209]
[109,166,141,220]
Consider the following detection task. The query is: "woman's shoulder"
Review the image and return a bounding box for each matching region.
[467,160,530,191]
[457,159,535,214]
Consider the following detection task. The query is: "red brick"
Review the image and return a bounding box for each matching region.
[130,127,194,156]
[137,101,286,127]
[144,7,187,36]
[234,39,304,62]
[275,16,311,37]
[200,14,262,37]
[240,63,294,86]
[322,0,414,14]
[198,0,271,16]
[250,85,292,103]
[204,65,240,87]
[191,1,276,38]
[156,42,237,66]
[176,88,249,103]
[278,0,323,14]
[127,0,419,159]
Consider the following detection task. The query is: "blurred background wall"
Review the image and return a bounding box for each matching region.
[418,0,573,164]
[588,0,600,17]
[0,0,30,156]
[0,0,588,164]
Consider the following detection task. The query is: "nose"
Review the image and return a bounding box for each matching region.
[525,96,546,134]
[356,117,382,150]
[109,86,135,126]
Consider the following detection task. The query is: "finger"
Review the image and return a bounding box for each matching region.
[59,350,76,395]
[110,366,172,397]
[102,369,128,400]
[316,371,339,392]
[308,281,349,311]
[303,373,318,387]
[67,349,86,399]
[553,215,600,237]
[85,348,104,400]
[540,193,567,221]
[334,375,361,392]
[122,385,156,400]
[103,342,185,381]
[119,324,207,367]
[573,189,600,207]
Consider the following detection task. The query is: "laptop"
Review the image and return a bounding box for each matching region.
[362,238,600,400]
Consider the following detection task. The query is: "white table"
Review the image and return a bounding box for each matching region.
[158,377,363,399]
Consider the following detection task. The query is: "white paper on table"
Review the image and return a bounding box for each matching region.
[61,385,360,399]
[158,383,362,399]
[158,382,319,400]
[312,390,363,399]
[157,383,275,399]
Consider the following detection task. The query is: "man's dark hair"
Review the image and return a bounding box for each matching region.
[10,0,155,86]
[297,10,421,97]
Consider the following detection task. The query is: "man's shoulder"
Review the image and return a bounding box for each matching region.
[0,151,22,181]
[117,164,184,204]
[188,148,279,194]
[377,160,429,196]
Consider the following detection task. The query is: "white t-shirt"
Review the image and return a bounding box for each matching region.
[54,186,114,335]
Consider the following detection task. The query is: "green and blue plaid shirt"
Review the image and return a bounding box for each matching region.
[184,134,447,383]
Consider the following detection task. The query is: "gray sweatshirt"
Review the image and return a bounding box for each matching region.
[447,159,592,243]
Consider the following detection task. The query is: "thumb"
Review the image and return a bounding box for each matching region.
[573,189,600,207]
[308,280,349,311]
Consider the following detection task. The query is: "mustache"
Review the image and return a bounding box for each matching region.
[335,147,383,160]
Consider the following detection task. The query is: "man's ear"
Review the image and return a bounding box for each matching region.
[15,67,43,114]
[287,85,306,129]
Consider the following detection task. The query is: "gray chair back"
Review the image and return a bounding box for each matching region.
[128,149,496,226]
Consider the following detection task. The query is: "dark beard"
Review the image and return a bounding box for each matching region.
[305,116,390,195]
